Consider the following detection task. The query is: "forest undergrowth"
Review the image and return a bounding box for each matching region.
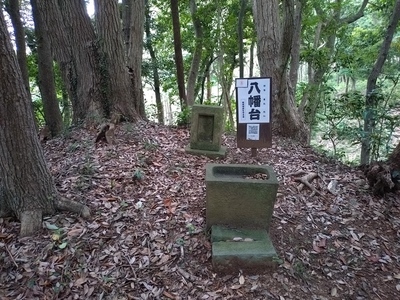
[1,121,399,299]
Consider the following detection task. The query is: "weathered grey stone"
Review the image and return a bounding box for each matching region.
[206,163,278,231]
[188,105,224,152]
[184,145,227,159]
[211,225,279,273]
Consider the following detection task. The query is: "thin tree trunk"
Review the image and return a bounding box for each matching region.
[31,0,63,137]
[61,85,71,126]
[4,0,37,128]
[186,0,203,106]
[4,0,31,98]
[145,0,164,124]
[299,0,368,132]
[249,39,255,77]
[170,0,187,109]
[289,0,304,89]
[361,0,400,165]
[238,0,247,78]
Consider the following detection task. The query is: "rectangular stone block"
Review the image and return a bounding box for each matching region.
[206,164,278,231]
[211,225,278,274]
[189,105,224,152]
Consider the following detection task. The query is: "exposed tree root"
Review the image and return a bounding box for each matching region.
[365,163,396,195]
[95,123,115,144]
[95,114,121,145]
[55,197,90,218]
[288,171,328,198]
[0,191,90,236]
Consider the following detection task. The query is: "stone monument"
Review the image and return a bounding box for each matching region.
[185,105,227,159]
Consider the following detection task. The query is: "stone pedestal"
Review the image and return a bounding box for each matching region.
[206,164,278,231]
[211,225,279,273]
[205,163,279,273]
[185,105,226,158]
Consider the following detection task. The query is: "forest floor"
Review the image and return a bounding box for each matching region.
[1,121,400,300]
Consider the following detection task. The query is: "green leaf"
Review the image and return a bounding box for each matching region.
[58,241,68,249]
[45,222,59,230]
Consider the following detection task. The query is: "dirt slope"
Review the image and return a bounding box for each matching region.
[1,121,399,299]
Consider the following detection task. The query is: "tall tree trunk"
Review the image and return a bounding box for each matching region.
[61,84,71,126]
[4,0,38,128]
[36,0,104,124]
[186,0,203,106]
[94,0,139,121]
[123,0,146,118]
[0,10,89,237]
[253,0,309,143]
[31,0,63,137]
[360,0,400,165]
[170,0,187,109]
[220,55,236,132]
[122,0,132,56]
[238,0,247,78]
[289,0,303,90]
[249,39,255,77]
[145,0,164,124]
[4,0,31,98]
[199,56,217,104]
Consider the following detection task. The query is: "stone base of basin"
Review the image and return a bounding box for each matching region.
[185,145,227,159]
[211,225,279,274]
[206,163,278,231]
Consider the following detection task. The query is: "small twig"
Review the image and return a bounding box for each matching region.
[273,214,296,224]
[372,288,383,300]
[180,245,184,260]
[124,255,137,279]
[5,245,18,268]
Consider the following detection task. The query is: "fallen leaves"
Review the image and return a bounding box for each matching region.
[0,122,399,299]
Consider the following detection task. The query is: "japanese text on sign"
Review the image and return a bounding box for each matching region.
[236,78,271,124]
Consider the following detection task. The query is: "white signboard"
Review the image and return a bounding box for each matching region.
[235,77,271,124]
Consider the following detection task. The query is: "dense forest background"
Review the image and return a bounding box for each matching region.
[2,0,399,164]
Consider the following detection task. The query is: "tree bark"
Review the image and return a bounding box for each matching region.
[94,0,139,121]
[361,0,400,165]
[389,141,400,171]
[0,10,89,237]
[238,0,247,78]
[170,0,187,109]
[186,0,203,106]
[123,0,146,119]
[145,0,164,124]
[4,0,31,99]
[31,0,64,137]
[289,0,304,90]
[36,0,104,123]
[252,0,309,143]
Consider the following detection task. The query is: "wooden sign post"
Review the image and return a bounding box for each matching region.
[235,77,272,155]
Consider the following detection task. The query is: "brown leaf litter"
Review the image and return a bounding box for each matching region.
[1,121,399,299]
